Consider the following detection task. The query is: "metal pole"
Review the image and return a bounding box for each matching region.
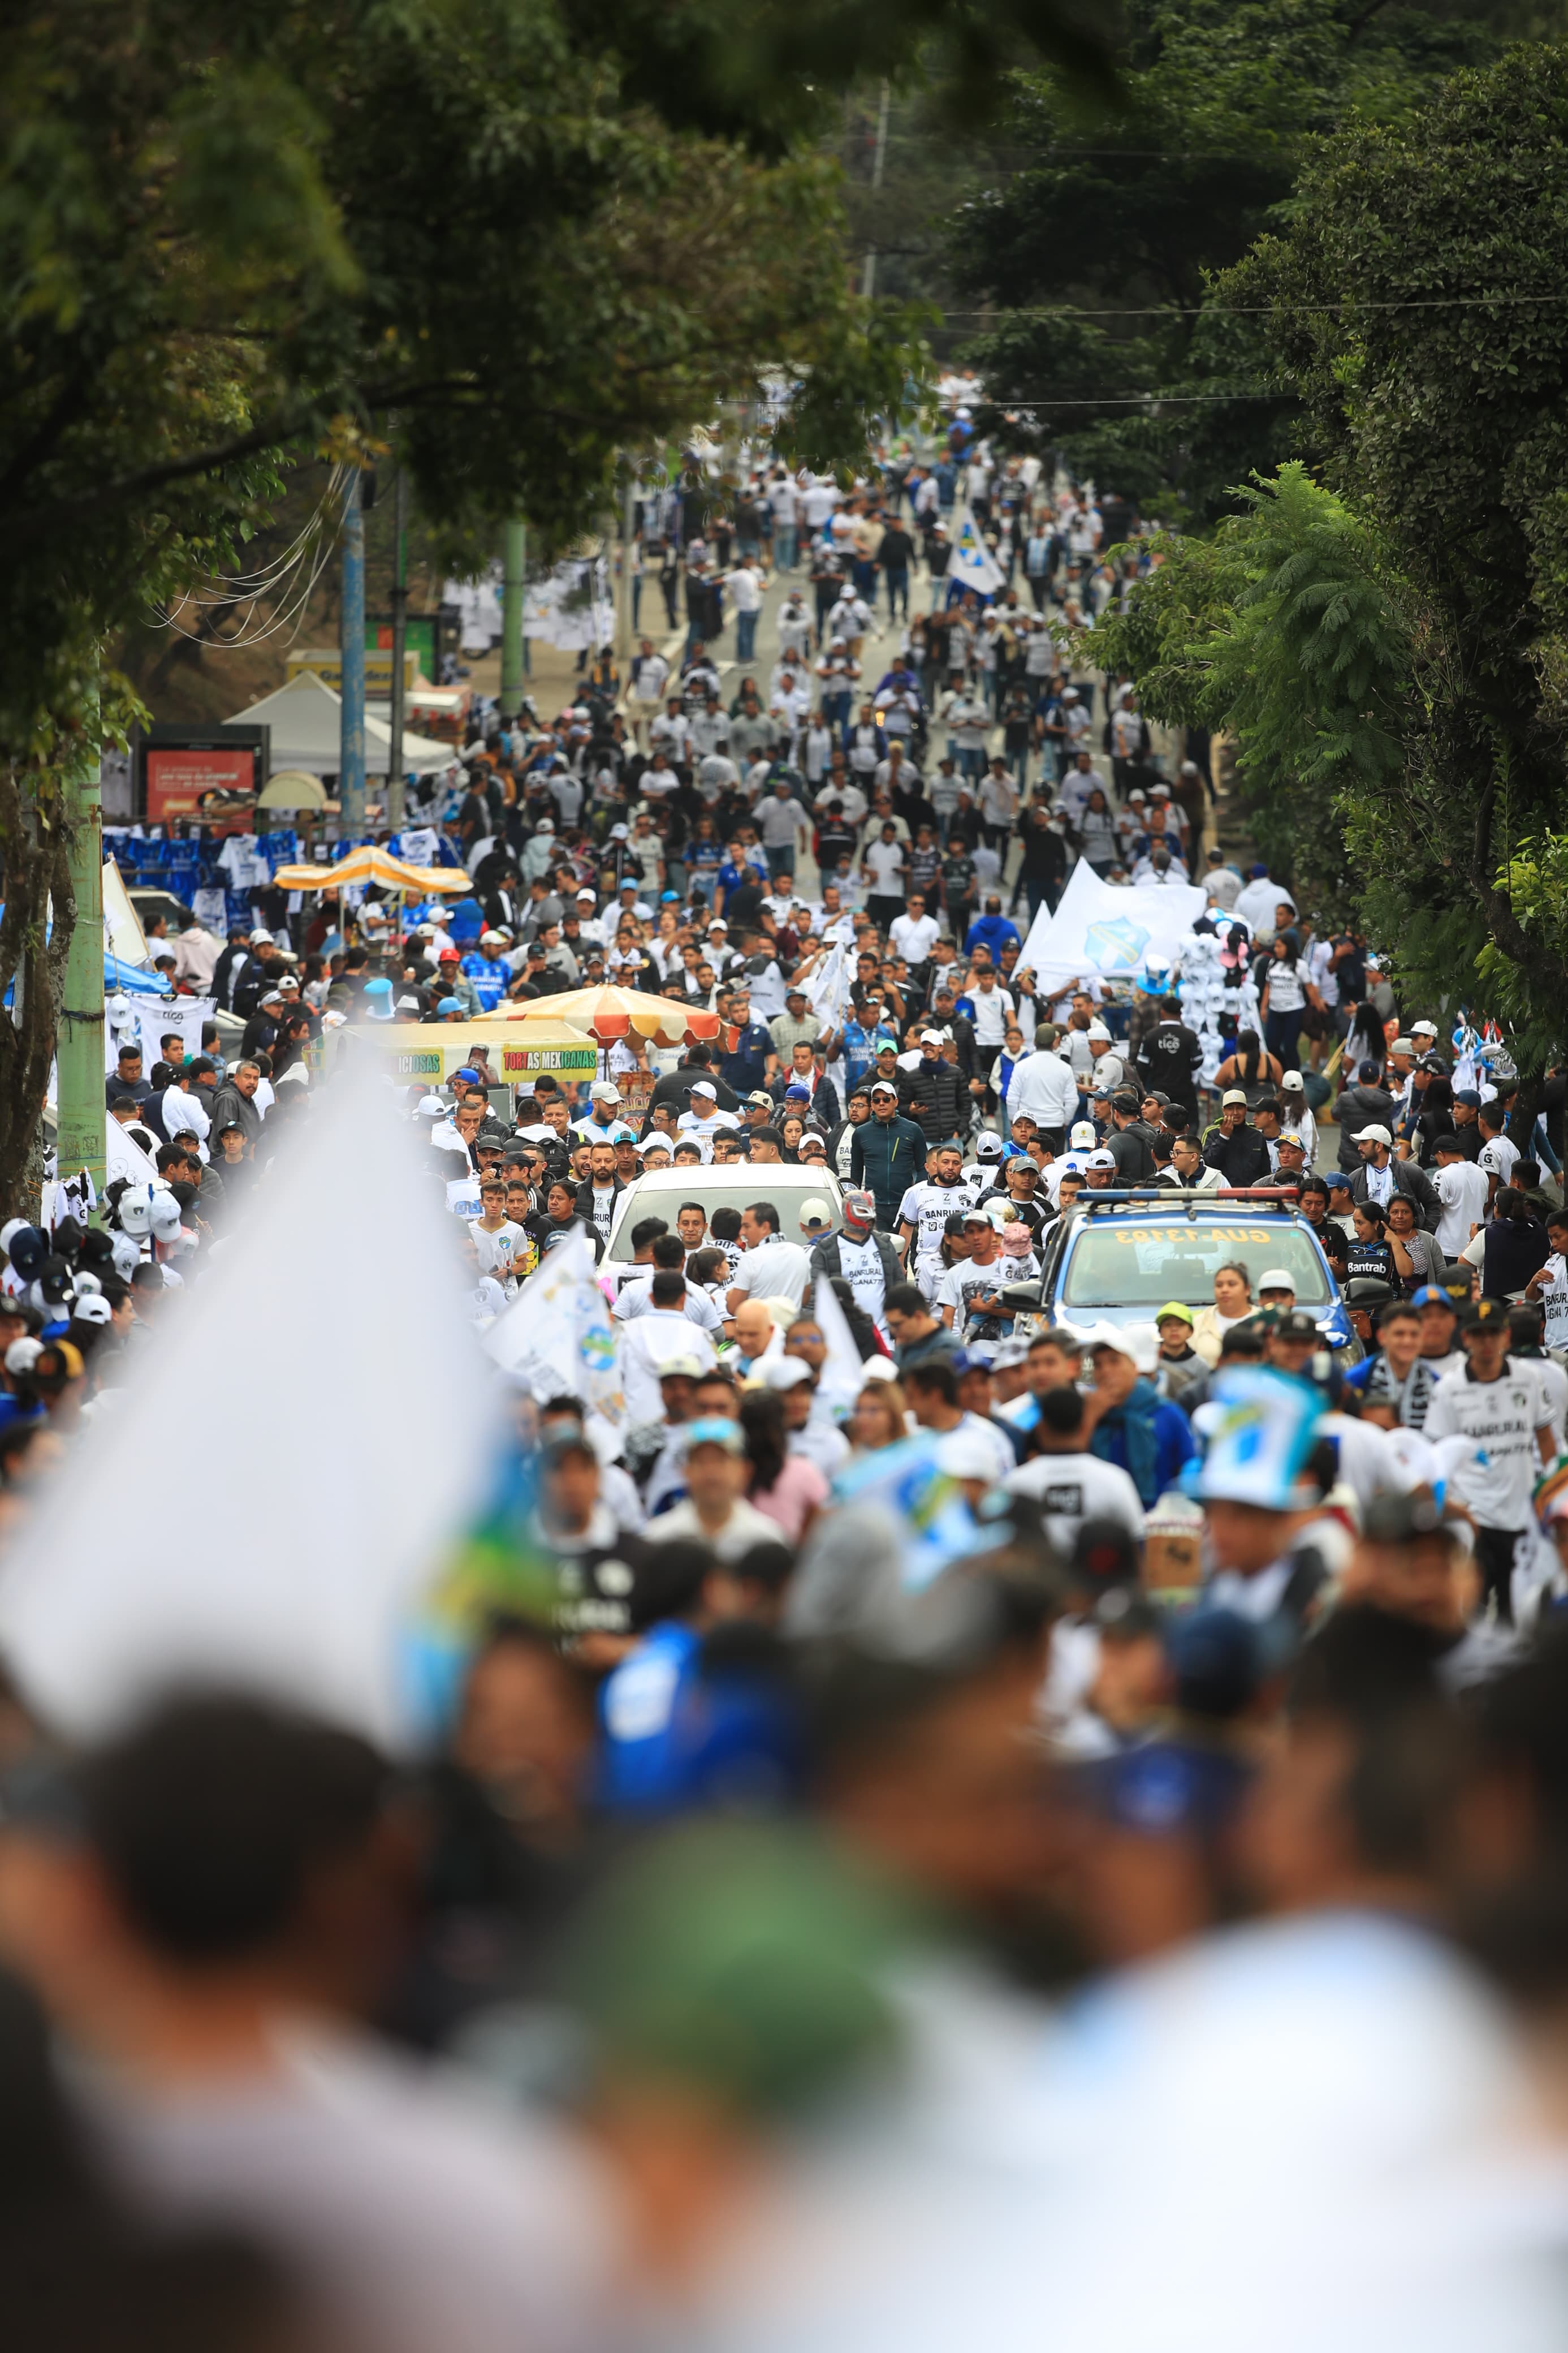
[859,80,891,301]
[339,467,366,834]
[500,518,526,721]
[55,669,106,1206]
[387,466,408,831]
[615,474,636,670]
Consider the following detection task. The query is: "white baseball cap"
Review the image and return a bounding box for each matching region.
[589,1081,621,1104]
[800,1198,833,1229]
[1359,1124,1393,1147]
[936,1427,1002,1482]
[1069,1120,1096,1149]
[1258,1268,1297,1294]
[689,1080,718,1102]
[1085,1149,1117,1170]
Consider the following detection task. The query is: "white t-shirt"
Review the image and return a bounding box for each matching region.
[830,1231,889,1335]
[897,1181,969,1262]
[469,1219,528,1278]
[889,911,940,962]
[1537,1250,1568,1352]
[728,1234,812,1308]
[1479,1134,1520,1191]
[1424,1363,1550,1529]
[1004,1450,1145,1549]
[611,1275,724,1337]
[937,1254,1007,1338]
[586,1182,619,1244]
[968,984,1014,1046]
[1432,1158,1490,1255]
[863,839,906,893]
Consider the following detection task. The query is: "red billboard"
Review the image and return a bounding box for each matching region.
[144,745,258,824]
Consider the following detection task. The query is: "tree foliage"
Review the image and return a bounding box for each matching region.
[945,0,1517,519]
[0,0,1109,1208]
[1219,43,1568,1080]
[1094,462,1410,898]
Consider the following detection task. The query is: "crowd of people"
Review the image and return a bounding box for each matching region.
[5,432,1568,2352]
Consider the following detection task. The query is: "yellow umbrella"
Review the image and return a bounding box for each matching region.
[271,844,430,893]
[271,849,472,895]
[471,984,722,1048]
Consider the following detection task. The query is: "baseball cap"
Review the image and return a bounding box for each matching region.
[438,946,461,963]
[1410,1285,1455,1312]
[746,1089,775,1109]
[870,1080,899,1099]
[71,1294,114,1327]
[689,1080,718,1101]
[250,927,273,943]
[1085,1148,1117,1170]
[936,1427,1004,1482]
[1390,1037,1414,1057]
[761,1355,813,1392]
[920,1029,944,1045]
[1280,1068,1304,1090]
[1358,1124,1393,1147]
[1430,1131,1463,1155]
[1156,1301,1195,1326]
[1410,1019,1439,1037]
[1086,1020,1112,1042]
[1272,1308,1319,1341]
[576,886,597,901]
[1277,1130,1303,1149]
[1462,1298,1511,1331]
[961,1205,995,1227]
[1220,1088,1247,1107]
[5,1338,41,1376]
[589,1081,621,1104]
[682,1415,745,1454]
[799,1198,833,1230]
[1069,1121,1096,1150]
[1258,1268,1296,1294]
[975,1132,1004,1159]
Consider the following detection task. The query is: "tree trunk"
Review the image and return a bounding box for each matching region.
[0,765,75,1219]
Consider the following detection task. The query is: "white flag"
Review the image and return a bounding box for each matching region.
[804,940,852,1031]
[0,1060,496,1748]
[945,505,1005,600]
[485,1229,624,1422]
[814,1274,868,1420]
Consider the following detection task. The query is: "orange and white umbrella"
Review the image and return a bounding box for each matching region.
[271,845,471,895]
[473,984,722,1049]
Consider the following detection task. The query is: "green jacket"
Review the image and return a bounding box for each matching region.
[850,1110,929,1225]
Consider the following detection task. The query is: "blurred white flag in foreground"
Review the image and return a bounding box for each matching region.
[0,1062,495,1747]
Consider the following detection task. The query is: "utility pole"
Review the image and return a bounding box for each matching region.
[859,80,891,301]
[615,475,637,669]
[55,675,106,1208]
[339,468,366,834]
[500,519,527,721]
[386,466,408,831]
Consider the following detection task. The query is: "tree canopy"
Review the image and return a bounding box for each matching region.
[1101,40,1568,1092]
[944,0,1522,519]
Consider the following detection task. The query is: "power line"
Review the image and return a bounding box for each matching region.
[938,292,1568,318]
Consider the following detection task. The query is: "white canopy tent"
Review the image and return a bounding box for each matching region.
[224,671,456,780]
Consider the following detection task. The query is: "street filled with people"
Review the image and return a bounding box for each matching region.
[5,428,1568,2353]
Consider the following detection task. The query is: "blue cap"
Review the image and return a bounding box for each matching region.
[363,976,392,996]
[453,1066,482,1084]
[437,997,464,1015]
[1323,1169,1350,1188]
[660,890,680,902]
[1251,863,1268,878]
[1454,1089,1483,1108]
[1411,1285,1455,1311]
[1076,1740,1254,1838]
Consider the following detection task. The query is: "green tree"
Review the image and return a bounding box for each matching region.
[1094,462,1410,898]
[0,0,1109,1210]
[946,0,1515,518]
[1219,42,1568,1115]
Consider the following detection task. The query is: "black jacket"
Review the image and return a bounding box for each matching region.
[809,1230,903,1291]
[1202,1122,1273,1187]
[898,1057,968,1144]
[1347,1159,1440,1231]
[1336,1082,1398,1169]
[642,1062,739,1131]
[1104,1123,1158,1182]
[1135,1020,1203,1107]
